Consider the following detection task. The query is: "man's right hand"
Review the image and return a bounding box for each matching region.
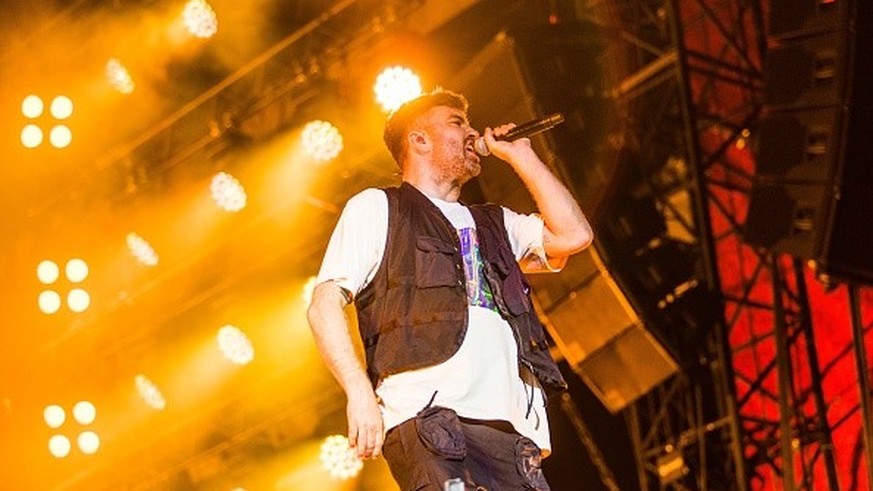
[346,388,384,459]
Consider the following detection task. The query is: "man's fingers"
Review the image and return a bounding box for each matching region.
[362,424,378,458]
[350,422,383,459]
[372,428,385,457]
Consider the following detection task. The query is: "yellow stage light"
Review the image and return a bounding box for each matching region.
[72,401,96,425]
[50,96,73,120]
[135,374,167,410]
[319,435,363,479]
[210,171,247,212]
[49,125,72,149]
[22,95,44,118]
[65,258,89,283]
[45,401,99,457]
[216,325,254,365]
[48,435,72,458]
[44,405,66,429]
[183,0,218,39]
[38,290,62,315]
[374,66,422,113]
[106,58,135,94]
[21,124,43,149]
[301,120,343,162]
[127,232,159,266]
[37,260,60,284]
[22,95,74,149]
[77,431,100,455]
[37,258,90,313]
[67,289,91,313]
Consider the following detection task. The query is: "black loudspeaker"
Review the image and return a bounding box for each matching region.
[744,0,873,285]
[451,24,679,413]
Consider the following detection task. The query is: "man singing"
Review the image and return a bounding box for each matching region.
[308,88,592,490]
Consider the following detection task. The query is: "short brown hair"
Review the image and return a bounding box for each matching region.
[383,88,469,167]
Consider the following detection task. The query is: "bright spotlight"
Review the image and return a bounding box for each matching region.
[65,258,89,283]
[301,120,343,162]
[44,405,66,429]
[210,171,247,212]
[49,125,72,148]
[48,435,72,458]
[183,0,218,39]
[22,95,44,118]
[216,325,254,365]
[37,260,60,284]
[21,124,43,148]
[105,58,135,94]
[50,96,73,120]
[72,401,96,425]
[135,374,167,410]
[45,401,99,457]
[37,258,90,314]
[22,95,74,149]
[38,290,62,315]
[77,431,100,455]
[126,232,159,266]
[67,289,91,313]
[319,435,363,479]
[374,66,422,113]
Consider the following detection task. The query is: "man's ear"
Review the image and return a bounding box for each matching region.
[408,130,430,154]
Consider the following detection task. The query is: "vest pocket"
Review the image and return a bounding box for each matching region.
[415,236,461,289]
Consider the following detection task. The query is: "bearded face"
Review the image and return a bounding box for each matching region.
[425,107,481,186]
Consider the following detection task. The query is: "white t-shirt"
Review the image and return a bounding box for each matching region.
[316,187,556,452]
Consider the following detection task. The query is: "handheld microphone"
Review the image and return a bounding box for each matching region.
[473,113,565,156]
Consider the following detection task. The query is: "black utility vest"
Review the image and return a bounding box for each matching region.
[354,183,567,394]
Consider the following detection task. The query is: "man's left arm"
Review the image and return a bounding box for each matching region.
[483,126,593,263]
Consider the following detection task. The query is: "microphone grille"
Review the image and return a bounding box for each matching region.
[473,137,490,156]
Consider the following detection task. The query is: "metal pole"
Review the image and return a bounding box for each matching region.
[666,0,749,487]
[794,259,841,490]
[559,393,622,491]
[626,404,651,491]
[849,285,873,489]
[771,256,796,490]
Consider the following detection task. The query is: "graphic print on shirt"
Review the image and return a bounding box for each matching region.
[458,227,497,311]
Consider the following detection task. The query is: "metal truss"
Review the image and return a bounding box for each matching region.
[599,0,748,488]
[33,0,422,216]
[621,0,851,489]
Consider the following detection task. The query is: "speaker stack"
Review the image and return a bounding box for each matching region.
[744,0,873,285]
